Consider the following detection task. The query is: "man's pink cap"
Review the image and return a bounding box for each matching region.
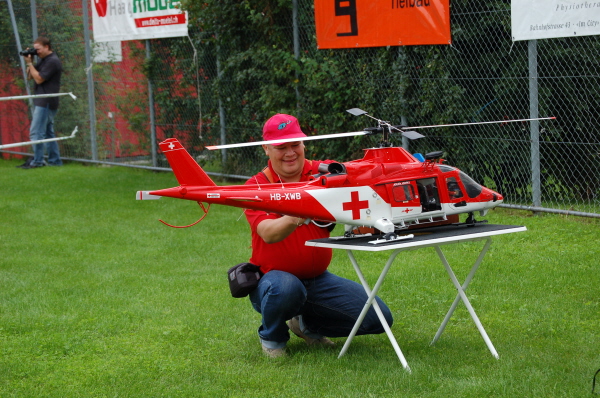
[262,114,307,146]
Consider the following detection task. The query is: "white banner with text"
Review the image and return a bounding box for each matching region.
[91,0,188,42]
[512,0,600,41]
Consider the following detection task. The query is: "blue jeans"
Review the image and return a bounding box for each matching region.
[249,270,394,349]
[30,105,62,166]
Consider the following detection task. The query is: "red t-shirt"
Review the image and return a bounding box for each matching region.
[245,159,334,279]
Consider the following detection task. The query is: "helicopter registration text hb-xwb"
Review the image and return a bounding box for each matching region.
[137,138,503,237]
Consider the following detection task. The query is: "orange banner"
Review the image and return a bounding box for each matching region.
[314,0,451,49]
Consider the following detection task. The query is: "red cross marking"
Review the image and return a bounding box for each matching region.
[343,191,369,220]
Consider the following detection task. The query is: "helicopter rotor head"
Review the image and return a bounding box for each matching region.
[346,108,425,143]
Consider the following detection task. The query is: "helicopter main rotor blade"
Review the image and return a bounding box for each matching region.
[346,108,368,116]
[205,116,556,150]
[401,130,425,140]
[205,131,368,150]
[405,116,556,130]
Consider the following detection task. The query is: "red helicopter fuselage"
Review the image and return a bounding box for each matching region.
[138,139,503,234]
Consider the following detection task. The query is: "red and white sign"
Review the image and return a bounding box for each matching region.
[92,0,188,42]
[314,0,451,49]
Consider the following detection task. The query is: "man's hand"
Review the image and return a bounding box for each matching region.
[24,56,44,84]
[23,51,33,77]
[257,215,306,244]
[22,48,34,65]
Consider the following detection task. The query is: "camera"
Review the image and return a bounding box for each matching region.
[19,48,38,56]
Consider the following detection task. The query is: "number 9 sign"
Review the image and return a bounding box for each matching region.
[315,0,451,49]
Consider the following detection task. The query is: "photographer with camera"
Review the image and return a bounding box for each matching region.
[18,36,63,169]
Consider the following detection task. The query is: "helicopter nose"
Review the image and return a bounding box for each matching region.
[482,188,503,203]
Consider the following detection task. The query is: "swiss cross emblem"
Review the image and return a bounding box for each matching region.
[168,142,176,150]
[343,191,369,220]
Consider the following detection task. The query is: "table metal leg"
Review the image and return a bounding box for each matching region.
[433,240,499,358]
[340,249,412,372]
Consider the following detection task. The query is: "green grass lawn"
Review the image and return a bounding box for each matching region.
[1,158,599,397]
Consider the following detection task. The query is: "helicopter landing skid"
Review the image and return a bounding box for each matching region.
[330,233,373,241]
[461,212,489,227]
[368,233,414,245]
[332,232,415,244]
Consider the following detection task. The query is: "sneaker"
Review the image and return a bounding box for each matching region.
[21,163,45,169]
[16,158,33,168]
[262,345,287,358]
[287,316,335,347]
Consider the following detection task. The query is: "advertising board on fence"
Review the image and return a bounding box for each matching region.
[91,0,188,42]
[314,0,451,49]
[512,0,600,41]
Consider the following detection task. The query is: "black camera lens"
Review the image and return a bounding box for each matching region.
[19,48,38,56]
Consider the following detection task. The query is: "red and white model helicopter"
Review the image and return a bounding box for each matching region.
[137,109,554,242]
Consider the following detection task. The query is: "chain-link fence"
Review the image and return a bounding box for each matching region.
[1,0,599,217]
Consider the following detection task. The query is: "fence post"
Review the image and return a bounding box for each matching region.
[292,0,301,114]
[82,0,98,160]
[216,38,227,166]
[146,40,157,167]
[218,94,227,165]
[29,0,38,114]
[401,115,409,150]
[398,47,408,151]
[30,0,38,41]
[7,0,34,111]
[528,40,541,209]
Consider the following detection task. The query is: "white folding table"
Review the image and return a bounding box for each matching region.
[306,223,527,372]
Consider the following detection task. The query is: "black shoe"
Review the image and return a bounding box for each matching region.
[16,158,33,168]
[21,163,45,169]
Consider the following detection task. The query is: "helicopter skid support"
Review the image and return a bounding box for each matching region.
[368,233,414,245]
[330,233,414,244]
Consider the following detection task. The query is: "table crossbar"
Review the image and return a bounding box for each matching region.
[431,239,497,357]
[341,249,411,372]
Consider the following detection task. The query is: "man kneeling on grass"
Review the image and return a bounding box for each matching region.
[244,113,393,358]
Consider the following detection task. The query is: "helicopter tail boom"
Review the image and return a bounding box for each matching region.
[159,138,217,187]
[136,191,161,200]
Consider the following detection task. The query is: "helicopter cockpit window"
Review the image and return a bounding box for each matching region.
[446,177,464,199]
[438,165,455,173]
[459,171,483,198]
[392,183,415,202]
[416,178,442,212]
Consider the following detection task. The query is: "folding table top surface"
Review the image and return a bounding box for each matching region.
[306,223,527,252]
